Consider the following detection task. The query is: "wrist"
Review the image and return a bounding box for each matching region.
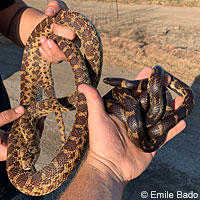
[20,8,46,45]
[86,151,128,188]
[60,152,126,200]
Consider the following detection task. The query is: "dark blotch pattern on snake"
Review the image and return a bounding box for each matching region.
[6,10,102,196]
[6,9,195,196]
[103,65,195,152]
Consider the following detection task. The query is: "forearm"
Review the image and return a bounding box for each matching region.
[19,7,46,45]
[0,0,46,47]
[59,155,126,200]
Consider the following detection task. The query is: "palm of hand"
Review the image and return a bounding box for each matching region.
[79,67,186,182]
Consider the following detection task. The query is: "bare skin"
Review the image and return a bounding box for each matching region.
[0,1,186,199]
[59,68,186,200]
[0,106,24,161]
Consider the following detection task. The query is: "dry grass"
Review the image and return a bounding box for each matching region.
[102,36,200,82]
[3,0,200,84]
[89,0,200,7]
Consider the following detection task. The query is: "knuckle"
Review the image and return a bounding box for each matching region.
[49,48,56,56]
[0,110,13,122]
[39,50,51,62]
[48,1,60,10]
[48,57,57,63]
[53,59,61,64]
[40,43,46,49]
[46,58,53,63]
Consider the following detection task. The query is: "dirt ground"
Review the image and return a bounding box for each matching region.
[1,0,200,199]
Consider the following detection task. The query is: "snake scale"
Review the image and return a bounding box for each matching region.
[6,9,195,196]
[6,10,102,196]
[103,65,195,152]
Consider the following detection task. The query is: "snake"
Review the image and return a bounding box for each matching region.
[103,65,195,152]
[6,10,102,196]
[6,9,195,196]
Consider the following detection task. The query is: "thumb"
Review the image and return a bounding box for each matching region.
[78,84,106,119]
[45,1,68,16]
[0,106,24,127]
[51,24,76,40]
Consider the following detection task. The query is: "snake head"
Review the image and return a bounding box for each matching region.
[20,151,39,171]
[19,143,40,170]
[19,133,40,171]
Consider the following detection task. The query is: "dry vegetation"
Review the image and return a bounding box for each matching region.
[64,0,200,83]
[2,0,200,83]
[89,0,200,7]
[1,1,198,194]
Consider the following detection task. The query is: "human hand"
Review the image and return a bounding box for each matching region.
[0,106,24,161]
[0,106,45,161]
[40,0,76,63]
[78,67,186,184]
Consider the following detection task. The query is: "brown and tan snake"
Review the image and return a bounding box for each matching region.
[6,9,195,196]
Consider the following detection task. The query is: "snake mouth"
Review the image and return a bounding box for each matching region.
[24,167,31,171]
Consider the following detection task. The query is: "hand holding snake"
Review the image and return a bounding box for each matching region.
[0,0,69,162]
[6,8,195,196]
[103,65,195,152]
[78,67,187,182]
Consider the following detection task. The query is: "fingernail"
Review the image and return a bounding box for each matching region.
[50,24,54,30]
[78,85,83,92]
[47,40,52,48]
[46,7,55,15]
[40,36,45,43]
[39,46,44,54]
[15,106,24,114]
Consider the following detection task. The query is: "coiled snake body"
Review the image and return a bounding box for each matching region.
[6,10,195,196]
[6,10,102,196]
[103,65,195,152]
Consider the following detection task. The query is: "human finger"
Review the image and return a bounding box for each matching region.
[165,120,186,143]
[135,67,152,80]
[0,106,24,127]
[45,0,68,16]
[151,95,186,157]
[39,36,66,63]
[78,84,107,120]
[173,95,184,110]
[135,67,171,86]
[151,119,186,157]
[51,24,76,40]
[165,96,185,142]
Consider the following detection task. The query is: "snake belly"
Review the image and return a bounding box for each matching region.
[103,65,195,152]
[6,10,102,196]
